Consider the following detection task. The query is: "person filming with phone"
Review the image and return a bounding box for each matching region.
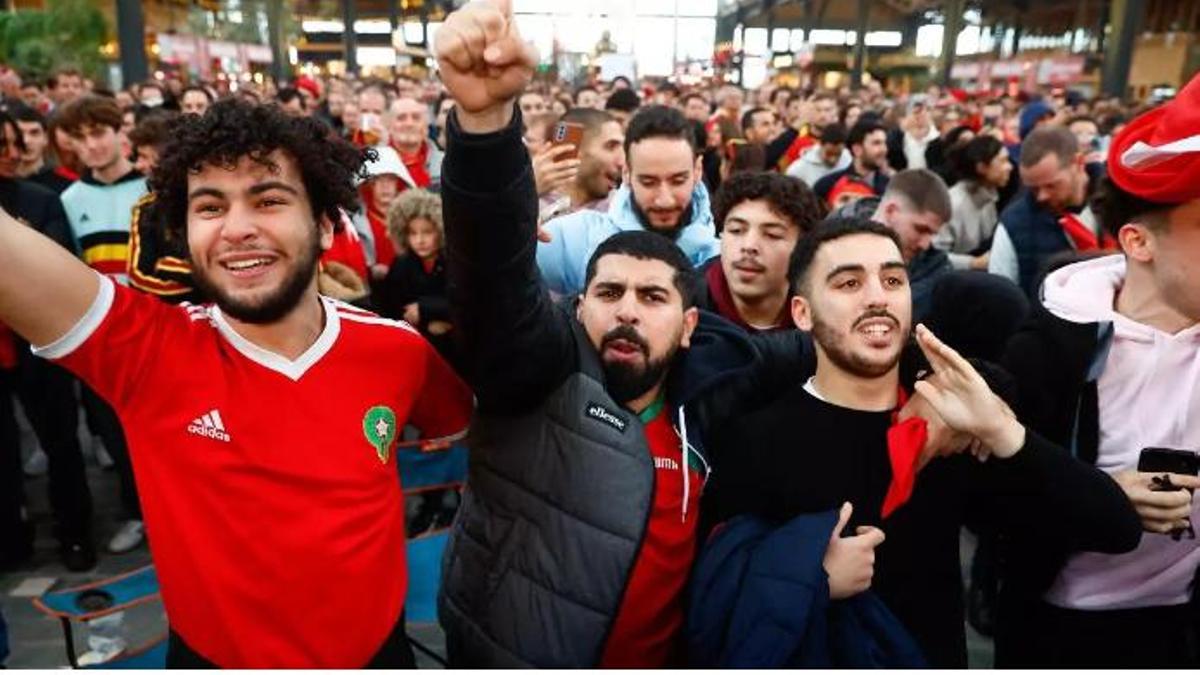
[537,104,720,295]
[535,109,625,226]
[997,73,1200,668]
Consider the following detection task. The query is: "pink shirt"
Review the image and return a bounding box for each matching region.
[1040,255,1200,610]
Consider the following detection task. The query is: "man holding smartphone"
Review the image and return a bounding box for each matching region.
[997,73,1200,668]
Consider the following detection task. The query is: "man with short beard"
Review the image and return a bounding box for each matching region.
[434,2,817,665]
[539,107,624,222]
[700,217,1140,667]
[537,104,720,295]
[0,99,472,667]
[814,119,892,205]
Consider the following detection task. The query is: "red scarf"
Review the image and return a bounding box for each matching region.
[882,388,929,519]
[360,183,397,268]
[703,262,791,332]
[396,141,431,189]
[1060,213,1117,252]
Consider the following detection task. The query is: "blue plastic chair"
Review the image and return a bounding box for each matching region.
[396,433,467,665]
[32,565,166,668]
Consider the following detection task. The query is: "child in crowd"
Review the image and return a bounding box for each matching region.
[357,146,415,280]
[373,188,453,361]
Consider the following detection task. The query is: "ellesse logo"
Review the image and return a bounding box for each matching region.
[585,402,627,433]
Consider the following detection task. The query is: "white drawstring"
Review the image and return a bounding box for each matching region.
[674,407,713,524]
[678,406,689,524]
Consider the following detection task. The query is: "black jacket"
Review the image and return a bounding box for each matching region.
[373,253,453,360]
[0,177,73,253]
[439,105,816,666]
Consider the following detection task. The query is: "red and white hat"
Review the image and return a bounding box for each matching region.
[1108,72,1200,204]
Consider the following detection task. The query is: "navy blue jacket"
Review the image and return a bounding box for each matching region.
[687,509,926,668]
[997,162,1104,297]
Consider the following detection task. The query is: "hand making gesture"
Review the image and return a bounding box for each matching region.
[912,324,1026,460]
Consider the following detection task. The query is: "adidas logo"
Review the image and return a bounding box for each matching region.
[79,213,90,222]
[187,409,231,443]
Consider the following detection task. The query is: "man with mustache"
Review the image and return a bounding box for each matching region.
[434,1,820,666]
[700,216,1141,667]
[0,99,472,667]
[537,103,720,296]
[698,171,826,331]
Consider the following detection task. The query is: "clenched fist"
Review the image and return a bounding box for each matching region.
[435,0,539,134]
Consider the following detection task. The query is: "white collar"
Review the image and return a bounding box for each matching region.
[210,296,340,381]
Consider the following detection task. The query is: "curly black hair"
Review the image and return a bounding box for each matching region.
[712,171,828,236]
[149,98,370,240]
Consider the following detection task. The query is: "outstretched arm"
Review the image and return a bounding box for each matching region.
[0,205,100,348]
[437,0,576,415]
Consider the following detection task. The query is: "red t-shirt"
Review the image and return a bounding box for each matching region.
[38,277,473,667]
[600,399,705,667]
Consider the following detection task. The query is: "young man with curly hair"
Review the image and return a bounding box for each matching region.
[0,99,473,668]
[699,171,826,331]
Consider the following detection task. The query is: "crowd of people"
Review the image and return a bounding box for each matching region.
[0,0,1198,668]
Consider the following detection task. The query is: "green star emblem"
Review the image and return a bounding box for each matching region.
[363,405,398,464]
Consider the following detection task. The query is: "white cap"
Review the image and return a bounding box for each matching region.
[360,145,417,189]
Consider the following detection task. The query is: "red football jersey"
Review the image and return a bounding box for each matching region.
[36,276,473,667]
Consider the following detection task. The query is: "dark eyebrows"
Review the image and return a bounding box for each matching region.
[188,181,300,202]
[636,283,671,296]
[826,261,907,281]
[593,280,626,293]
[187,187,224,202]
[826,263,865,281]
[247,181,301,197]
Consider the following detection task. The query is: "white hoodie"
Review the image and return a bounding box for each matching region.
[1040,255,1200,611]
[785,144,851,188]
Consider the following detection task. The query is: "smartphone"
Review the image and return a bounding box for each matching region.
[1138,448,1199,540]
[1138,447,1200,479]
[551,121,584,160]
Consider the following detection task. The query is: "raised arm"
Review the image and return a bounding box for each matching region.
[436,0,576,415]
[0,205,100,348]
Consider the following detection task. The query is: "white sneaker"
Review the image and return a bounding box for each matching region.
[93,436,115,469]
[22,447,48,476]
[107,520,144,554]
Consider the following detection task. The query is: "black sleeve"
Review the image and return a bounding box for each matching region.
[812,171,838,201]
[886,129,907,171]
[417,294,451,323]
[969,429,1142,555]
[764,127,798,171]
[37,191,74,253]
[443,105,577,415]
[696,327,816,426]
